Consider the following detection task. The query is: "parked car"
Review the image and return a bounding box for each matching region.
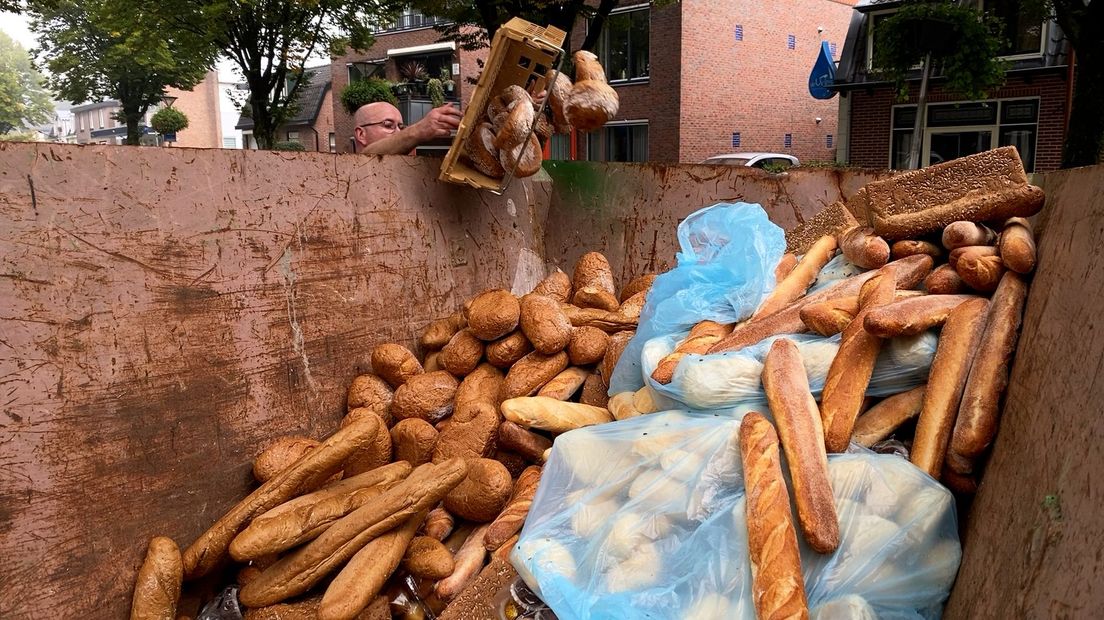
[700,153,800,169]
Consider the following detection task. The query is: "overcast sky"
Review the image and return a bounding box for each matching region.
[1,11,37,50]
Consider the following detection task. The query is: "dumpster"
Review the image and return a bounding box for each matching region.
[0,142,1100,618]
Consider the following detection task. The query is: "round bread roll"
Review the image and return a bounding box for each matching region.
[568,326,610,365]
[532,269,572,302]
[371,343,423,389]
[346,373,393,414]
[252,436,320,483]
[573,50,607,83]
[493,89,535,151]
[565,80,619,132]
[519,293,573,354]
[440,329,485,377]
[486,330,533,368]
[392,371,459,423]
[547,71,573,133]
[465,122,505,179]
[467,289,521,341]
[499,134,543,178]
[390,418,438,466]
[444,458,513,522]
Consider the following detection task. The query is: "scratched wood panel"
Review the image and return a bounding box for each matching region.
[539,161,890,286]
[0,143,550,619]
[944,165,1104,619]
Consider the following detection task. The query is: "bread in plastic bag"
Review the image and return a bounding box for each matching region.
[608,202,785,395]
[512,411,960,620]
[643,331,938,411]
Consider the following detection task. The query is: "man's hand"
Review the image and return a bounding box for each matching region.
[412,105,463,142]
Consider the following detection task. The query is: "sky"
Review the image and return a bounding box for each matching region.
[0,11,36,50]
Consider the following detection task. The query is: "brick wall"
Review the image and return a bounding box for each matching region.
[313,89,335,152]
[678,0,855,164]
[847,70,1069,172]
[169,71,221,149]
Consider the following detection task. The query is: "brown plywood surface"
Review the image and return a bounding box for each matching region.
[0,143,550,619]
[945,164,1104,618]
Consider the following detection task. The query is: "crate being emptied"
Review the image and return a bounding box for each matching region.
[439,18,566,193]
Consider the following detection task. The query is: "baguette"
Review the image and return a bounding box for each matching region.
[252,462,413,524]
[318,510,426,620]
[942,221,996,249]
[761,338,839,554]
[130,537,182,620]
[775,253,798,283]
[708,254,934,354]
[753,235,838,319]
[911,298,990,478]
[821,267,898,453]
[182,415,385,580]
[537,367,590,400]
[484,466,542,550]
[436,524,491,602]
[999,217,1036,274]
[839,226,890,269]
[650,320,734,384]
[863,294,976,338]
[851,386,925,447]
[739,412,809,619]
[238,459,468,607]
[497,420,552,463]
[925,264,967,294]
[891,239,941,260]
[956,251,1006,293]
[500,396,612,433]
[424,506,455,541]
[799,296,858,337]
[950,272,1028,462]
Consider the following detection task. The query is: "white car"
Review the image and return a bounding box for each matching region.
[700,153,800,169]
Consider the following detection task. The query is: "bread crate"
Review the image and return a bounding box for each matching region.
[439,17,566,193]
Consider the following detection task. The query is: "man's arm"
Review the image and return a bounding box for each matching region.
[363,105,463,155]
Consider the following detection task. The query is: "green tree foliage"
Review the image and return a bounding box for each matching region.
[30,0,216,145]
[176,0,397,149]
[0,31,53,134]
[340,77,397,114]
[150,106,189,136]
[273,139,305,151]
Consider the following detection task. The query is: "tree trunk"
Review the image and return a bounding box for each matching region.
[248,87,276,150]
[123,105,144,146]
[580,0,618,52]
[907,53,932,170]
[1063,48,1104,168]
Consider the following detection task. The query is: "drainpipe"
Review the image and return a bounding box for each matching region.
[1064,48,1076,137]
[306,126,321,152]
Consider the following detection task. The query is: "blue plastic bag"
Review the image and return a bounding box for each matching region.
[608,203,785,395]
[643,331,938,411]
[512,411,960,620]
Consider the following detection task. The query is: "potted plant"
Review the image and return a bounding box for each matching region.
[427,78,446,108]
[439,66,455,94]
[398,60,429,98]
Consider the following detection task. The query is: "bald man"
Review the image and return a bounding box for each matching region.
[353,101,462,155]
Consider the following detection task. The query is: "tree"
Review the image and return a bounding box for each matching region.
[172,0,396,149]
[0,31,53,134]
[340,77,397,114]
[874,2,1007,169]
[150,106,189,140]
[30,0,217,145]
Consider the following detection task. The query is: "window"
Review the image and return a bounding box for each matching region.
[830,42,838,57]
[978,0,1046,57]
[348,61,385,84]
[891,99,1038,170]
[379,7,448,32]
[287,131,299,142]
[223,137,237,149]
[98,109,104,129]
[787,35,796,50]
[827,134,834,148]
[328,132,336,152]
[597,7,649,82]
[734,25,743,41]
[586,122,648,162]
[731,132,741,148]
[784,133,793,149]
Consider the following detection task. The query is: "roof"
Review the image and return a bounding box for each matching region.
[235,65,332,131]
[71,100,120,112]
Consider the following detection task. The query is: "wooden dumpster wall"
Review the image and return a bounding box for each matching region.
[0,143,551,618]
[945,164,1104,618]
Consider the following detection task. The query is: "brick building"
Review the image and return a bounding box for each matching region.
[70,101,156,145]
[236,65,336,151]
[331,2,855,162]
[833,0,1071,173]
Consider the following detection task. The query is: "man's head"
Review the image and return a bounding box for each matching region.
[353,102,405,151]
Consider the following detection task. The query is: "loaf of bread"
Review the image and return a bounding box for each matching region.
[423,506,454,541]
[252,436,321,484]
[891,240,942,260]
[911,298,990,478]
[465,123,506,179]
[948,244,997,269]
[484,465,541,550]
[821,267,898,453]
[839,226,890,269]
[754,235,838,319]
[532,269,572,302]
[567,326,610,366]
[651,320,734,384]
[565,51,619,131]
[956,250,1005,293]
[799,296,859,337]
[519,293,574,354]
[497,420,552,463]
[537,366,589,400]
[572,251,617,307]
[850,385,926,447]
[467,289,521,341]
[485,330,532,368]
[942,221,996,249]
[775,253,798,283]
[739,412,809,619]
[493,88,535,151]
[761,338,839,554]
[863,294,975,338]
[402,536,454,580]
[499,134,542,178]
[500,396,612,433]
[999,217,1036,274]
[130,536,182,620]
[924,264,967,294]
[620,273,657,302]
[950,272,1028,463]
[371,343,423,389]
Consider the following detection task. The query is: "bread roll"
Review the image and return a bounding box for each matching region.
[924,264,967,294]
[485,330,532,368]
[620,273,657,302]
[493,88,535,151]
[950,272,1028,462]
[761,338,839,554]
[754,235,837,320]
[547,71,573,133]
[567,326,610,365]
[465,123,505,179]
[500,396,612,433]
[467,289,521,341]
[739,412,809,619]
[574,50,607,82]
[956,250,1005,293]
[519,293,573,354]
[799,296,858,337]
[650,320,734,384]
[131,536,182,620]
[863,294,976,338]
[839,226,890,269]
[572,252,616,304]
[911,298,990,478]
[821,267,897,453]
[532,269,572,302]
[942,221,996,249]
[499,134,542,178]
[371,343,423,389]
[891,239,942,260]
[949,245,998,269]
[851,385,925,447]
[999,217,1036,274]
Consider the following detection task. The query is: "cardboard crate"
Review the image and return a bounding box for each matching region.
[439,18,566,193]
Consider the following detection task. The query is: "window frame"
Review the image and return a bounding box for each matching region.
[591,3,651,85]
[586,119,649,163]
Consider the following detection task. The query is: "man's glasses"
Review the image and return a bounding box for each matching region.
[358,120,404,132]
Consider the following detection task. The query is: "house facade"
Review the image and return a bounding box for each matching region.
[832,0,1071,172]
[70,101,156,145]
[331,1,855,163]
[236,65,336,151]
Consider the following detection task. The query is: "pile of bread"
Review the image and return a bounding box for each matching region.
[128,252,651,620]
[464,50,619,179]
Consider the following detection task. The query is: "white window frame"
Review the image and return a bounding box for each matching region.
[974,0,1048,61]
[866,9,896,72]
[590,3,651,85]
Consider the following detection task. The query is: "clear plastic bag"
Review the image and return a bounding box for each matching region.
[608,202,785,395]
[512,411,960,620]
[644,331,938,411]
